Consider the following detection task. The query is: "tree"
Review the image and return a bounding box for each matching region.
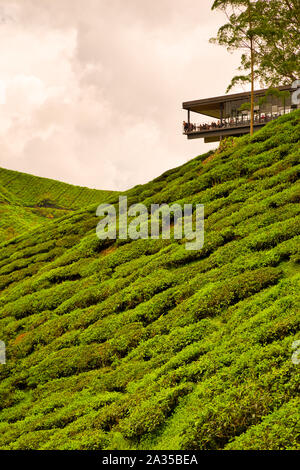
[210,1,300,136]
[252,0,300,86]
[211,1,300,90]
[210,1,259,135]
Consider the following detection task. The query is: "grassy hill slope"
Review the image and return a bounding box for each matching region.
[0,111,299,450]
[0,168,116,241]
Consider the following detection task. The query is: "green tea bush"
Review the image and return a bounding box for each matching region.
[0,111,299,450]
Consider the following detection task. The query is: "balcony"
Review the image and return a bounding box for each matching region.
[183,110,293,142]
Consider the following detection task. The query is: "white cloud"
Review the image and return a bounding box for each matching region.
[0,0,242,191]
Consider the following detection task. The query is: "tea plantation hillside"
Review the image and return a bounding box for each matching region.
[0,111,299,450]
[0,168,116,240]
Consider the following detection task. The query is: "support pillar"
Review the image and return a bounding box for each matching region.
[220,103,224,124]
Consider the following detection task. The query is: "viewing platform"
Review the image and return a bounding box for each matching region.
[182,85,297,143]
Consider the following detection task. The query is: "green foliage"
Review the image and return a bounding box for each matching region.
[211,1,300,88]
[0,111,299,450]
[0,167,116,241]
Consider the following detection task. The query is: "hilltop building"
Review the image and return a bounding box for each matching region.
[182,85,298,143]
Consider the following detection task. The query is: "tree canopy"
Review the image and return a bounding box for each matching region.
[211,0,300,90]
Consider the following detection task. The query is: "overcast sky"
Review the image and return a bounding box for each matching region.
[0,0,243,191]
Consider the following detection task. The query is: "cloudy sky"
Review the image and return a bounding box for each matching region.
[0,0,243,191]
